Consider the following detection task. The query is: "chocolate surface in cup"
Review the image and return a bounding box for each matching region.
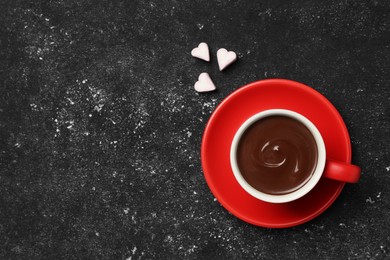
[236,116,318,195]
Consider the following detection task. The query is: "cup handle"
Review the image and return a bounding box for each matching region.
[323,160,361,183]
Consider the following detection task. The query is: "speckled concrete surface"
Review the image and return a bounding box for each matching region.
[0,0,389,259]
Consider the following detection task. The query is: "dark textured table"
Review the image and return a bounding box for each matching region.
[1,1,389,259]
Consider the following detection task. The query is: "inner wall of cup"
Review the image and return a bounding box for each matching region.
[231,109,326,203]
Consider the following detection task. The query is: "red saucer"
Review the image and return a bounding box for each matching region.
[201,79,351,228]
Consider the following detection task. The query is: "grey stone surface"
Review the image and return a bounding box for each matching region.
[0,0,389,259]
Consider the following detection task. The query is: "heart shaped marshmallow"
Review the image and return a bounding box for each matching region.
[191,42,210,62]
[194,73,216,93]
[217,48,237,71]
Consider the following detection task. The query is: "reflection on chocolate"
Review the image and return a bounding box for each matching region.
[236,116,318,195]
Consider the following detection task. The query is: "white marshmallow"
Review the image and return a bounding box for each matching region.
[194,73,216,92]
[217,48,237,71]
[191,42,210,62]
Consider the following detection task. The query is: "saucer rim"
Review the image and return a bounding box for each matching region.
[201,78,350,228]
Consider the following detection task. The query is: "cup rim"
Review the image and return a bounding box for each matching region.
[230,109,326,203]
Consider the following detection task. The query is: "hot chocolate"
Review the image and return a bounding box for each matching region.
[236,116,318,195]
